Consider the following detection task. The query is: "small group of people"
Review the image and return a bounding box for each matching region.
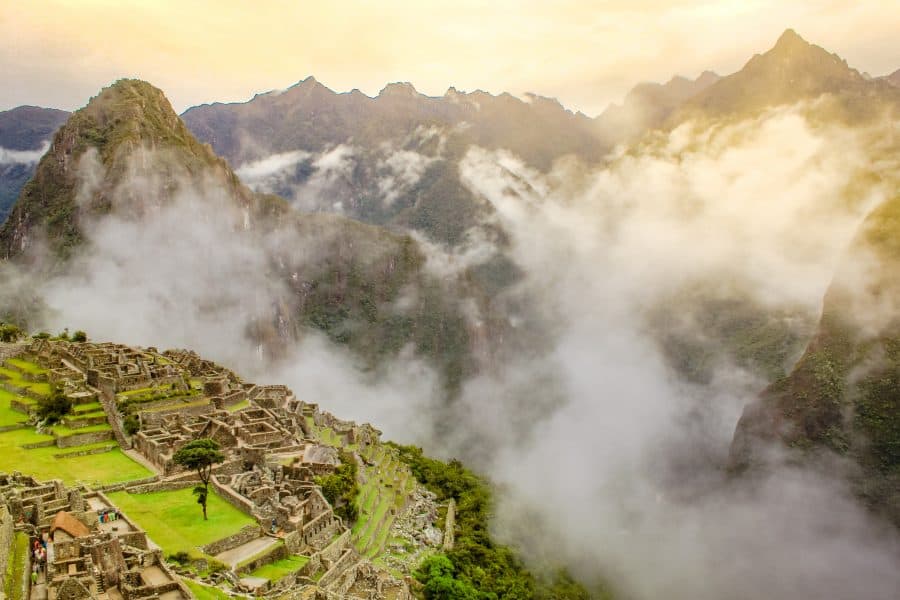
[99,509,121,524]
[30,537,47,585]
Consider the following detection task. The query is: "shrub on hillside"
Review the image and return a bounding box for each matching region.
[0,323,23,342]
[36,386,72,425]
[315,449,359,524]
[124,415,140,435]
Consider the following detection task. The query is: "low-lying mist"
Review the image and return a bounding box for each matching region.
[14,103,900,598]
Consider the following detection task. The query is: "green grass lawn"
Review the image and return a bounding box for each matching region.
[227,400,249,412]
[351,448,415,558]
[0,368,50,397]
[319,427,342,447]
[183,579,232,600]
[107,488,255,557]
[249,555,309,582]
[73,402,102,413]
[0,426,151,485]
[5,358,46,375]
[0,389,28,427]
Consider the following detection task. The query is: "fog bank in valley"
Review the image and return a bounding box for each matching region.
[18,104,900,599]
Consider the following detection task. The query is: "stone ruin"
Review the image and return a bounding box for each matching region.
[9,340,418,599]
[0,473,189,600]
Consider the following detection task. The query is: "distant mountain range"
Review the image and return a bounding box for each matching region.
[0,80,485,393]
[2,31,896,247]
[2,30,900,524]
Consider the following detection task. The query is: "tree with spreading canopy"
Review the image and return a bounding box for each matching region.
[172,438,225,520]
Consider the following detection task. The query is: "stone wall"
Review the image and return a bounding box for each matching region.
[139,400,214,425]
[126,479,195,494]
[0,505,14,593]
[117,531,149,550]
[443,499,456,550]
[96,475,160,493]
[199,525,263,556]
[53,445,116,460]
[234,541,287,575]
[318,530,350,564]
[317,549,357,588]
[9,397,32,415]
[210,476,256,517]
[96,385,130,449]
[121,579,181,600]
[55,430,114,448]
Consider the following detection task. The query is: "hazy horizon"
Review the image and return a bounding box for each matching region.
[2,1,899,116]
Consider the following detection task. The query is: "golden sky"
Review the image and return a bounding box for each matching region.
[2,0,899,116]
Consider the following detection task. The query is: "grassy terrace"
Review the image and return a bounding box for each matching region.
[0,425,149,484]
[0,383,150,485]
[141,398,210,413]
[0,390,29,427]
[249,555,309,582]
[0,366,51,397]
[351,446,413,559]
[48,422,112,437]
[304,416,344,447]
[183,580,232,600]
[107,488,255,557]
[5,358,47,376]
[227,399,249,412]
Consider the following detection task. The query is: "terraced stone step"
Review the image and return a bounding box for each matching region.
[65,415,109,428]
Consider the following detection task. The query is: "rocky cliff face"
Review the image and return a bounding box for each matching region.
[0,80,492,392]
[0,106,69,224]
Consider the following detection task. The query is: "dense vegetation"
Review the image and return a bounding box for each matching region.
[36,384,72,424]
[0,323,23,343]
[390,443,599,600]
[315,449,359,524]
[733,193,900,524]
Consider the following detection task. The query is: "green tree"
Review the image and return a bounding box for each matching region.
[71,330,87,342]
[0,323,23,343]
[415,555,479,600]
[123,415,140,436]
[36,385,72,425]
[172,438,225,520]
[315,449,359,524]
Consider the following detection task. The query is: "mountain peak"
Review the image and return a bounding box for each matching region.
[773,28,808,51]
[379,82,419,98]
[0,79,237,260]
[284,76,331,95]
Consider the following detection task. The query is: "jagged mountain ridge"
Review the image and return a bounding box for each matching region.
[594,70,721,144]
[672,29,900,124]
[883,68,900,87]
[0,80,489,391]
[181,78,609,245]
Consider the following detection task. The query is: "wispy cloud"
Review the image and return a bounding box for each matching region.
[0,141,49,165]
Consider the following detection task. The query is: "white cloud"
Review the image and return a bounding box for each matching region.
[0,141,49,165]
